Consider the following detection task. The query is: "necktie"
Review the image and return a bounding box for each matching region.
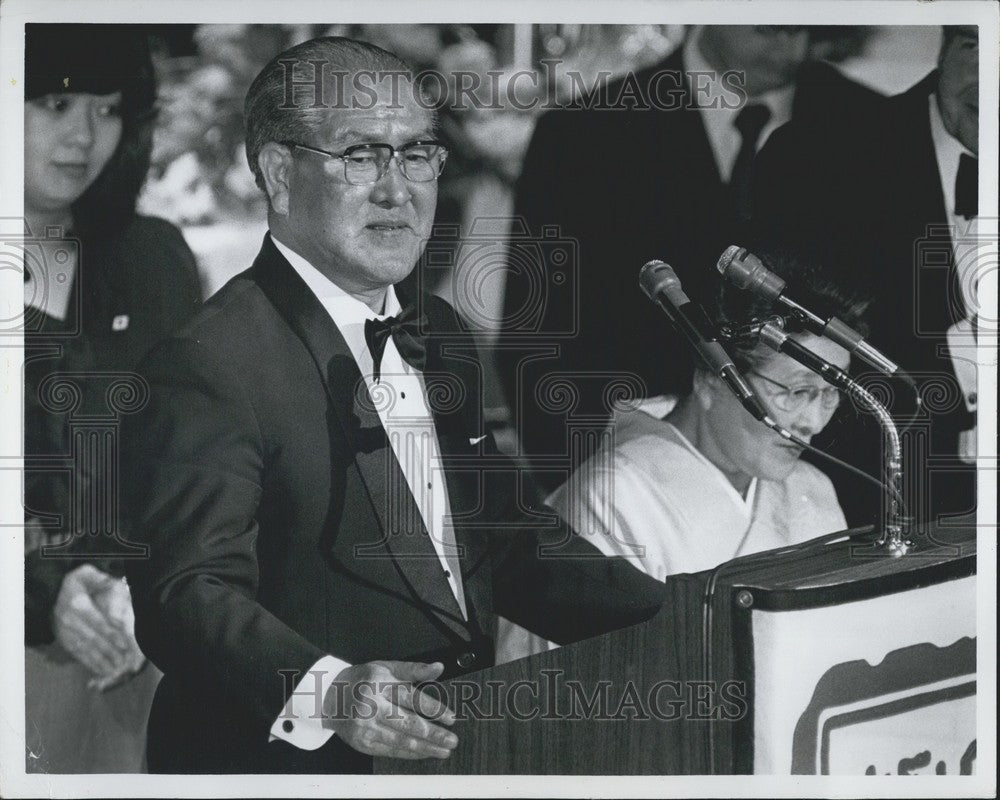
[955,152,978,219]
[730,103,772,219]
[364,305,427,383]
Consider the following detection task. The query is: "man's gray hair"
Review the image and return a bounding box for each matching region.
[244,36,432,192]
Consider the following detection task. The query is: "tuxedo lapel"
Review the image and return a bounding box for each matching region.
[251,237,469,631]
[418,296,494,629]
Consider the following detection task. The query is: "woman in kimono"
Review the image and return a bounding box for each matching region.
[497,255,868,661]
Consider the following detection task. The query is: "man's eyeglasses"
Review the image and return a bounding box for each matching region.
[281,140,448,185]
[747,371,842,413]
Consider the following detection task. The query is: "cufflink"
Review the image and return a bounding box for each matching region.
[456,651,477,669]
[282,719,294,733]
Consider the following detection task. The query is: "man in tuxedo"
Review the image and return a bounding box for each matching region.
[497,26,882,489]
[123,35,665,774]
[751,25,980,526]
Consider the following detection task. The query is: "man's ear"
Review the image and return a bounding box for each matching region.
[258,143,293,216]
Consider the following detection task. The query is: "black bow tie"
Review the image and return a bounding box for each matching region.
[364,305,427,383]
[955,152,978,219]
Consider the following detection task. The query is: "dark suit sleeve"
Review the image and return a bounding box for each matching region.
[123,336,325,727]
[480,434,667,645]
[492,521,667,645]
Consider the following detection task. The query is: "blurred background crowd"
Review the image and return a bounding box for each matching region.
[138,24,936,313]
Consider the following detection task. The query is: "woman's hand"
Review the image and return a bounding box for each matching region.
[52,564,146,689]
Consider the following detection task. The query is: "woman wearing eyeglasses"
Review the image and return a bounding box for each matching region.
[553,257,868,581]
[496,256,867,662]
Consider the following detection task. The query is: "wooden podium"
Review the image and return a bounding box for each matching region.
[377,522,977,775]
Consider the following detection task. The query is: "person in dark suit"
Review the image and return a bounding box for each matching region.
[122,35,665,775]
[751,25,980,527]
[22,24,202,773]
[497,26,883,490]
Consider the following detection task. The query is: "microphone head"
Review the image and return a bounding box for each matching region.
[715,245,786,299]
[716,245,745,277]
[639,260,681,301]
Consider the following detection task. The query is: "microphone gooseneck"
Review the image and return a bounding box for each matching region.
[756,320,910,554]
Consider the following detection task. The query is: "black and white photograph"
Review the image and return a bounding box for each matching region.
[0,1,995,796]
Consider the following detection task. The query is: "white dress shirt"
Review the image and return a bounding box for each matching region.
[928,94,979,458]
[268,235,465,750]
[683,28,796,182]
[928,92,980,312]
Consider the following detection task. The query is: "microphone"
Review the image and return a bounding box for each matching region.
[757,320,853,391]
[716,245,903,378]
[639,260,772,423]
[641,263,903,515]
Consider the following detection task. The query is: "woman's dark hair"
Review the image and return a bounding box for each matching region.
[24,24,158,237]
[710,245,872,374]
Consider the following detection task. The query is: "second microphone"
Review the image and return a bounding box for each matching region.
[639,260,772,424]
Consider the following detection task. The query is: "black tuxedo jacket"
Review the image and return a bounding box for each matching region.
[123,236,664,773]
[497,51,883,487]
[752,71,977,524]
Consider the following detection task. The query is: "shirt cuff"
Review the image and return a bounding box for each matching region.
[268,654,351,751]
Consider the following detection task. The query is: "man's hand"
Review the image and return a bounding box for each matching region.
[324,661,457,760]
[52,564,144,686]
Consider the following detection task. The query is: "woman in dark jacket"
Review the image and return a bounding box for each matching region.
[23,23,202,772]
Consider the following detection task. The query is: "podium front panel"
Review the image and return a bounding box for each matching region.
[737,573,975,774]
[378,523,977,775]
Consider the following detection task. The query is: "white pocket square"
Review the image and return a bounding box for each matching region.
[468,434,488,446]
